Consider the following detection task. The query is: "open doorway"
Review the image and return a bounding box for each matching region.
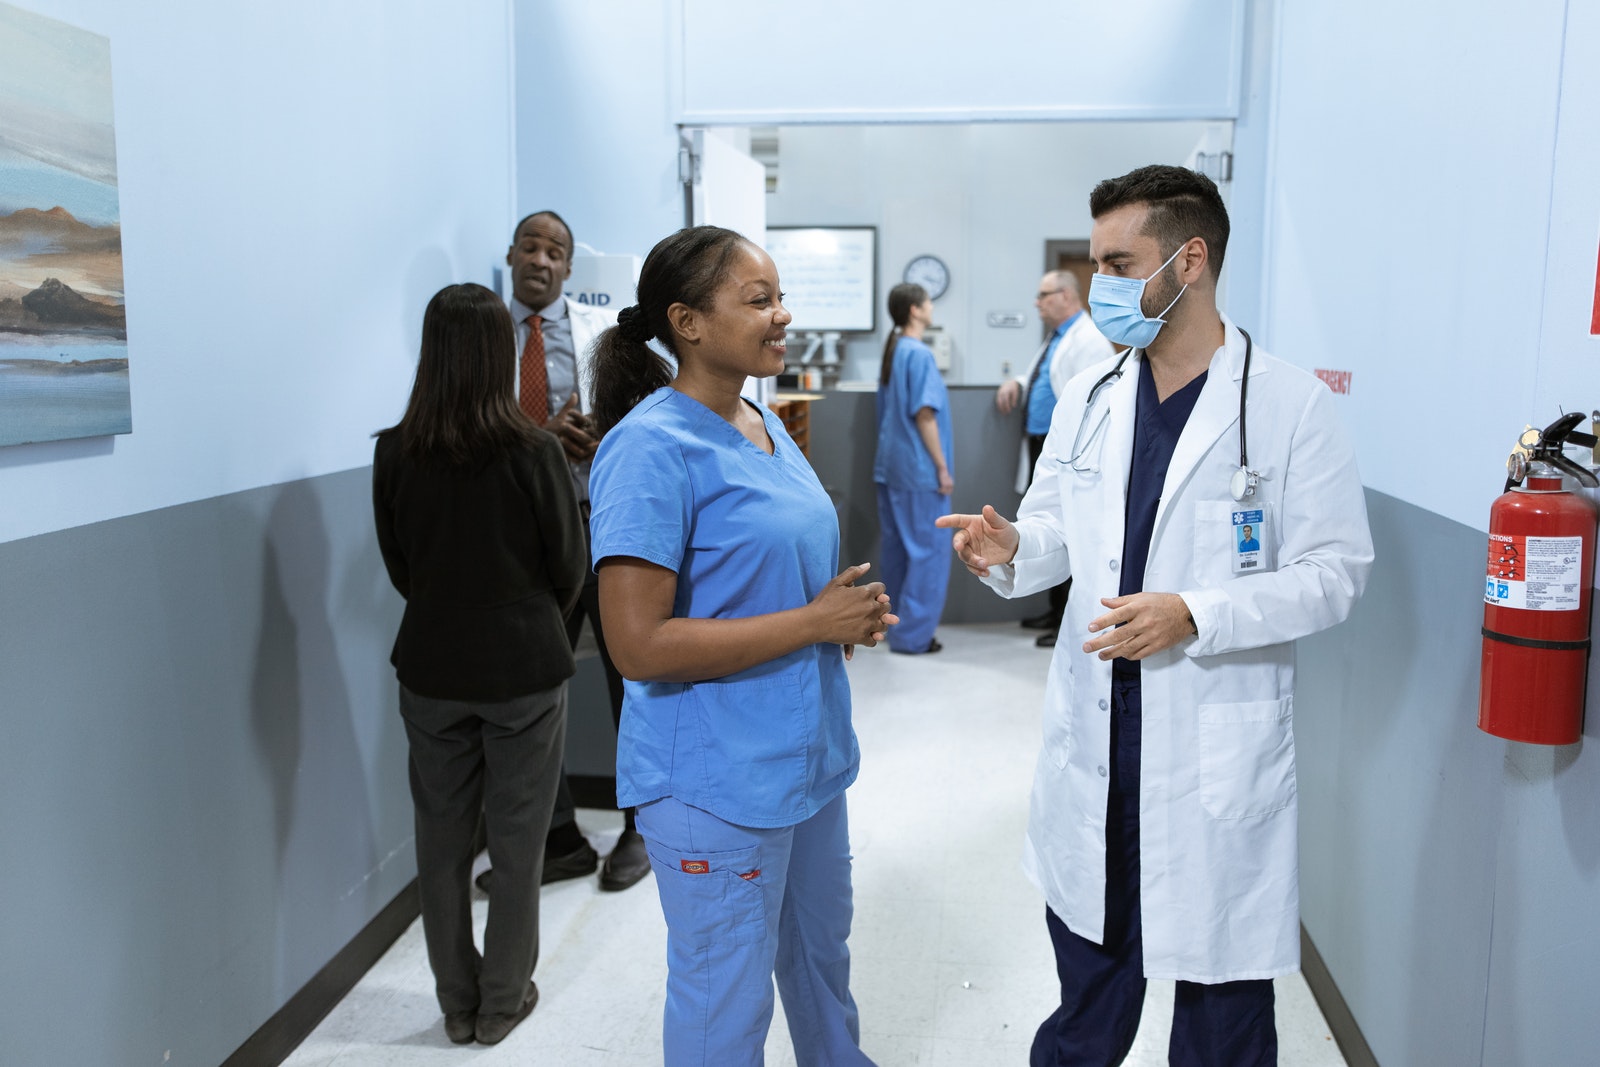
[750,121,1231,387]
[1045,238,1095,342]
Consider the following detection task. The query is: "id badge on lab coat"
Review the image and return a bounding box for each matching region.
[1231,508,1268,575]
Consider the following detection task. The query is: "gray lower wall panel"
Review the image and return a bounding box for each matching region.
[1296,488,1600,1067]
[0,468,412,1065]
[10,440,1597,1066]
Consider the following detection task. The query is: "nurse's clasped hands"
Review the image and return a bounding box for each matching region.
[936,505,1020,578]
[810,562,899,658]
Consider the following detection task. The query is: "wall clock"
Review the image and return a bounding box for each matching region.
[902,254,950,300]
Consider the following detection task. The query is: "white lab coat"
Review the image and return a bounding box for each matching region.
[983,317,1373,982]
[1012,313,1117,493]
[566,294,619,414]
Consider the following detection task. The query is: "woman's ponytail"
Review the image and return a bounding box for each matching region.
[879,282,928,386]
[586,226,750,438]
[589,311,672,439]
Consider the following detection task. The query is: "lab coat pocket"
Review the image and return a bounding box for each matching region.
[643,840,768,947]
[1196,697,1296,820]
[1042,662,1077,770]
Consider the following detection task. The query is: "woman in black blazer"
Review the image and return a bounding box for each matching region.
[373,282,585,1046]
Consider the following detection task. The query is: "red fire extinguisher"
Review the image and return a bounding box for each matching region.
[1480,412,1599,744]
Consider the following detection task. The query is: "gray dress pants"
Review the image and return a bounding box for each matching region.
[399,681,566,1016]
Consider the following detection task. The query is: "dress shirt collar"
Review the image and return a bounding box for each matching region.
[509,292,569,324]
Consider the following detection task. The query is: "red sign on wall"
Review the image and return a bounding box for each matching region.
[1314,368,1353,395]
[1591,237,1600,335]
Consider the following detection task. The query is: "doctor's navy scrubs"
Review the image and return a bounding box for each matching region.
[589,386,875,1067]
[873,334,954,653]
[1033,357,1276,1067]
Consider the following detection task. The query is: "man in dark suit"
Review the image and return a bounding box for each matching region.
[479,210,649,893]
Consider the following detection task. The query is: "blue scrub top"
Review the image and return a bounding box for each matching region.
[588,387,860,829]
[873,336,953,490]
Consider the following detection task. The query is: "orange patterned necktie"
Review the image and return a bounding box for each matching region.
[519,314,547,424]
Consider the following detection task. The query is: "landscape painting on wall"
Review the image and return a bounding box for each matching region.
[0,1,129,447]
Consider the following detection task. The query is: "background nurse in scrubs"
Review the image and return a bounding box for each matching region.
[585,225,894,1067]
[873,282,954,654]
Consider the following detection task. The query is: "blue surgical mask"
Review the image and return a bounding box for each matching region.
[1087,243,1189,349]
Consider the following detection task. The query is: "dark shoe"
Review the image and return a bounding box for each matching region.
[479,841,600,893]
[475,981,537,1045]
[542,840,600,885]
[600,829,651,892]
[444,1010,476,1044]
[924,638,943,654]
[1035,631,1058,648]
[1020,611,1057,630]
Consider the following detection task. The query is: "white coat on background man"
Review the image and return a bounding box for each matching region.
[1002,275,1116,494]
[558,296,615,416]
[989,316,1373,979]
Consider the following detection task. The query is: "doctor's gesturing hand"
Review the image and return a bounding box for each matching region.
[935,506,1020,578]
[1084,593,1197,661]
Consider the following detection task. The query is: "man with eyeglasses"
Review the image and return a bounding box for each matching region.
[995,270,1113,646]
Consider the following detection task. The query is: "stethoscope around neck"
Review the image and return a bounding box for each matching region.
[1068,328,1259,502]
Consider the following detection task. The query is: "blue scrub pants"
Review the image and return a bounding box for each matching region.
[875,484,950,653]
[636,793,875,1067]
[1030,677,1278,1067]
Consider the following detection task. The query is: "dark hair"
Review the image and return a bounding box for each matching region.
[1088,165,1229,281]
[511,210,574,258]
[588,226,750,437]
[879,282,928,386]
[377,283,541,463]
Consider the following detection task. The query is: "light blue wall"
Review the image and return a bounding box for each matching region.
[0,0,515,545]
[1258,0,1584,531]
[513,0,682,260]
[1265,2,1600,1064]
[0,0,513,1060]
[675,0,1245,123]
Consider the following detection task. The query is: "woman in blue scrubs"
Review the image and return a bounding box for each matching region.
[873,283,954,654]
[585,226,895,1067]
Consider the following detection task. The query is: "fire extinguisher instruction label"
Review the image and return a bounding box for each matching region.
[1484,534,1584,610]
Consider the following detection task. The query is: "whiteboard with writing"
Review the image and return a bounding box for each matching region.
[765,227,876,333]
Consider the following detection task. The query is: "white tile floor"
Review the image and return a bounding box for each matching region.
[284,623,1347,1066]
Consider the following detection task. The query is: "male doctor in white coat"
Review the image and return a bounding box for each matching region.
[939,165,1373,1066]
[478,210,650,894]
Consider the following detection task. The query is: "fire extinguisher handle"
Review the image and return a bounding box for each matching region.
[1541,411,1589,445]
[1545,453,1599,488]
